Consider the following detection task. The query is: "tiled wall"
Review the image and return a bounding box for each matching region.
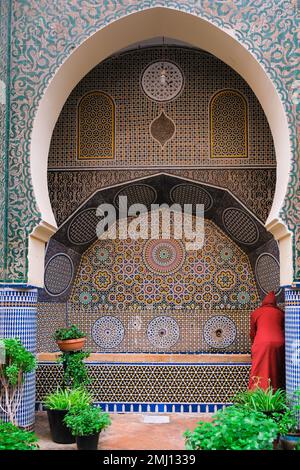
[0,287,37,428]
[48,168,276,226]
[285,288,300,410]
[4,0,298,286]
[64,217,257,354]
[38,175,281,355]
[0,0,10,281]
[48,46,275,170]
[36,361,251,412]
[37,46,280,406]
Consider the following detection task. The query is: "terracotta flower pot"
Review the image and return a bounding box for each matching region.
[56,337,86,352]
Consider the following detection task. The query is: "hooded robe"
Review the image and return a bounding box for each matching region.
[248,291,285,390]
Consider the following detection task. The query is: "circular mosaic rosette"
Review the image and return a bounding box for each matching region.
[91,244,114,267]
[143,239,185,274]
[141,61,184,102]
[92,316,125,349]
[147,316,180,349]
[93,270,113,290]
[203,315,237,349]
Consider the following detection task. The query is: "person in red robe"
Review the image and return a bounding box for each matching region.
[248,291,285,390]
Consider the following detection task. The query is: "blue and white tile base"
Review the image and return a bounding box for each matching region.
[0,286,37,428]
[36,361,251,413]
[285,286,300,425]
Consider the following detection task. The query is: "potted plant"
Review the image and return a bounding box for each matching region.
[58,350,90,389]
[64,406,111,450]
[184,405,278,450]
[233,384,288,449]
[0,420,39,450]
[54,325,86,352]
[278,389,300,450]
[45,387,92,444]
[234,384,287,419]
[0,338,36,425]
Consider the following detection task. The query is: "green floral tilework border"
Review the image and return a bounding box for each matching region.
[1,0,299,281]
[0,0,10,281]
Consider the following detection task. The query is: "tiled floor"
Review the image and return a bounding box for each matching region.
[35,411,211,450]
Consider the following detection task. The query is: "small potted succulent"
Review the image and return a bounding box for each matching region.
[54,325,86,352]
[64,406,111,450]
[45,387,92,444]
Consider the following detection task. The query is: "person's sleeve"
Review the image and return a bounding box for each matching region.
[250,314,256,344]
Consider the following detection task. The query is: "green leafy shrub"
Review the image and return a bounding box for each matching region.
[295,440,300,451]
[0,421,38,450]
[0,338,36,424]
[58,351,91,388]
[278,388,300,434]
[234,385,287,412]
[289,388,300,415]
[184,406,278,450]
[272,409,298,435]
[234,386,300,437]
[54,325,85,341]
[64,406,111,436]
[44,387,92,410]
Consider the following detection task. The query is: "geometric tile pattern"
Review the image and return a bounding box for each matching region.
[36,362,251,410]
[150,110,176,148]
[48,168,276,225]
[67,208,99,245]
[48,47,275,169]
[222,208,259,245]
[143,239,185,275]
[36,302,67,353]
[70,218,259,312]
[147,316,180,349]
[201,309,250,354]
[170,183,213,212]
[78,92,114,160]
[284,287,300,427]
[203,315,237,349]
[255,253,281,295]
[44,254,74,296]
[210,90,248,158]
[4,0,299,285]
[141,61,184,102]
[92,316,125,350]
[67,307,252,354]
[113,184,157,210]
[0,287,37,428]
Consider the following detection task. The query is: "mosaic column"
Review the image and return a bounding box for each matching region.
[0,286,37,429]
[285,286,300,424]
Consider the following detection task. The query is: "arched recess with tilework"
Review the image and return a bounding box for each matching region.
[29,7,292,287]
